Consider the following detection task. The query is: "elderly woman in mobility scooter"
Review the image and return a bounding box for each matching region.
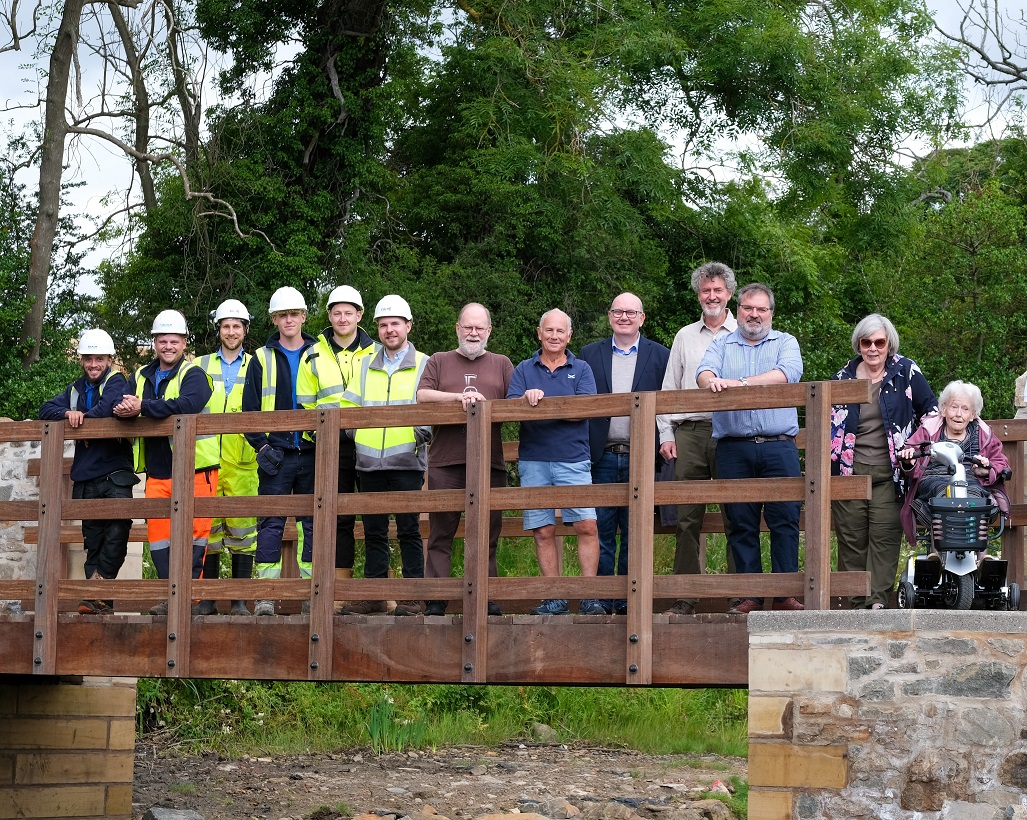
[896,380,1017,610]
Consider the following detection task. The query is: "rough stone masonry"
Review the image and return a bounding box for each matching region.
[747,610,1027,820]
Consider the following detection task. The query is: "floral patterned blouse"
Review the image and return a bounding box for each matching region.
[829,354,937,500]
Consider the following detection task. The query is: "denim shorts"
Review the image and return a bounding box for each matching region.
[519,460,597,529]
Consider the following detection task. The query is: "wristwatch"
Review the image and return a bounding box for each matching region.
[740,376,748,387]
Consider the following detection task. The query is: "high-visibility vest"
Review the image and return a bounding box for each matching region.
[131,360,220,472]
[296,333,377,410]
[196,351,256,468]
[69,368,120,411]
[346,348,429,472]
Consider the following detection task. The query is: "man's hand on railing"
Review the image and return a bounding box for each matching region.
[522,389,545,406]
[113,395,142,418]
[64,410,85,428]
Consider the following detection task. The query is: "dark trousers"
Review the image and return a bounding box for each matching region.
[716,438,801,600]
[73,476,133,579]
[336,437,358,569]
[425,463,505,579]
[591,451,630,578]
[256,449,315,566]
[358,469,424,579]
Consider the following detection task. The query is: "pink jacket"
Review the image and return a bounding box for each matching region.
[899,416,1010,545]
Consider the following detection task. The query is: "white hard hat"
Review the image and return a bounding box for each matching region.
[326,285,363,310]
[151,309,189,336]
[373,295,412,321]
[268,286,307,314]
[77,329,115,356]
[211,299,251,325]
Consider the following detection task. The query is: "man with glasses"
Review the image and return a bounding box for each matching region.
[580,293,669,614]
[697,282,804,614]
[416,303,513,617]
[657,262,738,616]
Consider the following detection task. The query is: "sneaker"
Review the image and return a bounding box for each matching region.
[664,599,696,616]
[192,600,218,616]
[78,599,113,615]
[254,599,276,616]
[424,600,447,616]
[487,600,503,616]
[530,599,569,615]
[340,600,387,615]
[578,599,606,615]
[148,600,168,616]
[393,600,423,616]
[229,600,251,616]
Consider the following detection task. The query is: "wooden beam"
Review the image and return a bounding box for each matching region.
[804,382,835,609]
[31,422,65,675]
[626,392,656,685]
[462,401,491,682]
[166,414,198,677]
[308,408,341,679]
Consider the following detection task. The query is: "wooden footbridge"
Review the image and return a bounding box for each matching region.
[1,381,1024,688]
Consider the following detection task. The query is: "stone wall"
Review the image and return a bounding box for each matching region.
[0,676,136,820]
[747,610,1027,820]
[0,438,42,595]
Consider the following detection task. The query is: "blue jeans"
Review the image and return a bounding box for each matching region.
[716,438,801,600]
[591,451,630,578]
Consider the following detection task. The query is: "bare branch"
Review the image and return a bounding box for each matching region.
[67,124,278,250]
[0,0,42,53]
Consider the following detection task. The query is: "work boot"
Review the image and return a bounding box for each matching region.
[230,553,254,616]
[79,572,114,614]
[194,551,220,615]
[149,600,168,616]
[393,600,422,616]
[340,600,387,615]
[334,568,353,615]
[424,600,447,616]
[254,600,276,616]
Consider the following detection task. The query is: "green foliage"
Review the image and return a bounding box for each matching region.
[136,680,748,758]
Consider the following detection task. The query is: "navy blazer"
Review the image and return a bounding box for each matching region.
[579,335,670,465]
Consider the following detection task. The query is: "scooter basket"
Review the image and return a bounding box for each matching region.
[928,496,997,551]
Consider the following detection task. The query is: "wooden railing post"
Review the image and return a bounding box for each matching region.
[462,401,491,683]
[309,408,341,679]
[1001,430,1025,607]
[803,382,833,610]
[32,422,66,675]
[166,414,198,677]
[625,391,656,684]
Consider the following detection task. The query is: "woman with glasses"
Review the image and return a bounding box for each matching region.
[829,314,937,609]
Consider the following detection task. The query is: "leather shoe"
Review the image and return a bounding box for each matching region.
[772,597,804,611]
[728,599,762,615]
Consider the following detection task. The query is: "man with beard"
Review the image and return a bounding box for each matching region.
[697,282,804,614]
[416,303,513,617]
[657,263,737,616]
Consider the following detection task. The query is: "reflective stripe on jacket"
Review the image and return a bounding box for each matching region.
[132,360,219,473]
[345,345,429,472]
[197,352,256,468]
[297,328,377,410]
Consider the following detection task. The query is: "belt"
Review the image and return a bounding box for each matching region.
[719,434,794,444]
[604,443,630,454]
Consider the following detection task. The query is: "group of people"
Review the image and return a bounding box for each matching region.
[41,261,1009,618]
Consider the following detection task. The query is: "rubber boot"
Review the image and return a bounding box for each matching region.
[193,552,221,616]
[148,549,170,615]
[230,553,254,615]
[191,542,206,580]
[334,568,353,615]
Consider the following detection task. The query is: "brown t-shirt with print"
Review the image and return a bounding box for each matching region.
[419,350,513,469]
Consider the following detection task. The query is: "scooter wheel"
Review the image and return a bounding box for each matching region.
[1008,583,1021,611]
[898,581,917,610]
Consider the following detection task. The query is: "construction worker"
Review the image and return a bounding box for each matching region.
[340,295,429,616]
[241,286,317,616]
[113,310,218,616]
[297,285,377,612]
[39,329,136,614]
[194,299,257,616]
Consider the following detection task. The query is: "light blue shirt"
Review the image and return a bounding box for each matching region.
[383,344,410,376]
[611,335,639,357]
[216,348,244,393]
[696,328,803,439]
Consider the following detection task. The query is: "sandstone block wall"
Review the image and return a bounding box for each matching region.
[747,610,1027,820]
[0,438,42,592]
[0,676,137,820]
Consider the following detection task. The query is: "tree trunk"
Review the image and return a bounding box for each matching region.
[21,0,84,367]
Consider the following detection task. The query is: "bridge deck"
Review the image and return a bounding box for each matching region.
[1,382,1024,687]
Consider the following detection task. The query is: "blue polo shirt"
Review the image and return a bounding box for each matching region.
[507,349,596,462]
